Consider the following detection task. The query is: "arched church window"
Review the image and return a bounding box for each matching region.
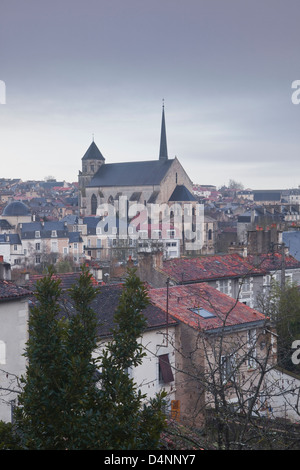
[91,194,98,215]
[208,229,212,240]
[108,195,114,205]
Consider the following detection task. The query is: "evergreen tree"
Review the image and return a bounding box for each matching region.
[15,266,167,449]
[97,268,167,449]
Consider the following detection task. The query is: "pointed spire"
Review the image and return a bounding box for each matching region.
[159,99,168,161]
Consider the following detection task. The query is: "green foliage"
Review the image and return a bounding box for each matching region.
[97,269,167,449]
[0,421,22,450]
[269,280,300,373]
[14,266,167,450]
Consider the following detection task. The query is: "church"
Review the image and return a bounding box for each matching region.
[78,105,196,218]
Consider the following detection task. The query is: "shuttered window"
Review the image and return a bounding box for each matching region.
[158,354,174,383]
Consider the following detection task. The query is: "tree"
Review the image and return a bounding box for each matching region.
[97,268,167,449]
[258,279,300,374]
[14,266,167,449]
[228,179,244,190]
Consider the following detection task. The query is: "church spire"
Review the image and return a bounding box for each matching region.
[159,100,168,161]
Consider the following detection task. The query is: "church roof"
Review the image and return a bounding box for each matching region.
[88,159,174,188]
[169,185,196,201]
[82,141,105,161]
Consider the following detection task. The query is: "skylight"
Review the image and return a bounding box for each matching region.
[190,307,216,319]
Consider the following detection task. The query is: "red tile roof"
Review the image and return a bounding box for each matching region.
[149,283,266,332]
[0,280,32,301]
[246,253,300,271]
[159,253,267,284]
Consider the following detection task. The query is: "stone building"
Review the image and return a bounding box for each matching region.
[78,105,195,218]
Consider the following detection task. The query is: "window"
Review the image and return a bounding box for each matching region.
[0,341,6,364]
[190,307,215,319]
[51,230,57,237]
[241,277,251,293]
[91,194,97,215]
[218,280,229,294]
[35,243,40,251]
[35,256,41,264]
[247,329,257,368]
[96,239,102,248]
[51,241,58,253]
[221,355,235,383]
[35,231,40,238]
[158,354,174,383]
[14,244,18,251]
[208,229,212,240]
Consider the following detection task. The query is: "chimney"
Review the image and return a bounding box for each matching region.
[0,256,11,280]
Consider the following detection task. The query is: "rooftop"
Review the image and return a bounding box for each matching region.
[149,283,266,332]
[88,159,174,188]
[0,280,32,301]
[159,253,267,284]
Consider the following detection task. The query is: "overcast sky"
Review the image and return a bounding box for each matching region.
[1,0,300,189]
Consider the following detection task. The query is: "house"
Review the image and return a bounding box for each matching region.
[0,258,32,422]
[20,220,70,267]
[137,253,267,309]
[245,252,300,299]
[252,190,282,205]
[0,201,32,228]
[0,233,23,268]
[148,282,275,427]
[91,284,177,408]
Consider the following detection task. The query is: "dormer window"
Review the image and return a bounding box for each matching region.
[35,231,40,238]
[51,230,57,237]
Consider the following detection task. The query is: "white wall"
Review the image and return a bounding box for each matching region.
[95,325,176,408]
[0,299,29,422]
[264,368,300,422]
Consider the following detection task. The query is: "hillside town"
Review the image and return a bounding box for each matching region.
[2,108,300,449]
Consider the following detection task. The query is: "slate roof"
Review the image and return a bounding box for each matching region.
[168,185,196,202]
[282,231,300,262]
[29,282,177,337]
[159,253,267,284]
[0,220,13,230]
[21,221,69,239]
[149,283,266,333]
[3,201,31,217]
[69,232,83,243]
[25,272,98,292]
[90,284,177,337]
[88,159,174,188]
[253,190,281,202]
[0,233,21,245]
[0,280,32,301]
[82,141,105,161]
